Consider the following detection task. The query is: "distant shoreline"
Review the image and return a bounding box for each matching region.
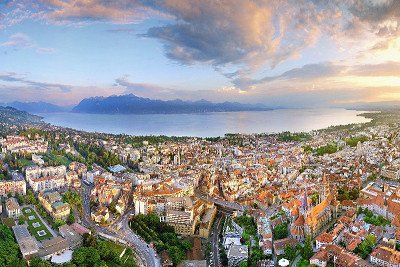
[37,108,372,138]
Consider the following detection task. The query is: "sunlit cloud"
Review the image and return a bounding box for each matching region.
[1,0,400,107]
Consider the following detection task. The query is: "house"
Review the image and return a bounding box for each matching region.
[38,236,69,260]
[6,197,21,218]
[59,224,83,249]
[273,238,297,256]
[315,232,334,250]
[369,246,400,267]
[91,206,110,223]
[38,191,70,220]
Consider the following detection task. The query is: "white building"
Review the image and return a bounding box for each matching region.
[25,165,66,192]
[6,197,21,218]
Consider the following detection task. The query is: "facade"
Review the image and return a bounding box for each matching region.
[26,165,67,192]
[0,135,48,155]
[6,197,21,218]
[59,224,83,249]
[370,246,400,267]
[38,191,70,220]
[0,178,26,196]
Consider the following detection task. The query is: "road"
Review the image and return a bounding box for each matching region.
[80,183,160,267]
[210,213,223,267]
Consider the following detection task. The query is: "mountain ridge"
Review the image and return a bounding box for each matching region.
[72,94,271,114]
[4,101,69,113]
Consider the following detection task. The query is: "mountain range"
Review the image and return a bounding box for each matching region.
[3,101,69,113]
[72,94,271,114]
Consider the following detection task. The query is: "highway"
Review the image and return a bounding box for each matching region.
[80,183,160,267]
[210,213,223,267]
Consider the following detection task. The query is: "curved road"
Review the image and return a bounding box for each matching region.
[81,184,160,267]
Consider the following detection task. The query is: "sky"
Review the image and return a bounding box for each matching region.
[1,0,400,107]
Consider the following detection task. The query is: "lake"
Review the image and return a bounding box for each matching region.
[39,108,372,137]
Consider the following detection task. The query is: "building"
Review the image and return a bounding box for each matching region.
[198,205,217,238]
[0,135,48,155]
[12,225,39,259]
[6,197,21,218]
[134,199,148,215]
[91,206,110,223]
[32,154,44,165]
[290,178,339,240]
[227,244,248,267]
[164,197,197,236]
[25,165,66,192]
[315,232,334,250]
[38,236,69,260]
[59,224,83,249]
[370,246,400,267]
[0,177,26,196]
[38,191,70,220]
[310,244,372,267]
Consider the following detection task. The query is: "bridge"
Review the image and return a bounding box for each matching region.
[195,190,248,212]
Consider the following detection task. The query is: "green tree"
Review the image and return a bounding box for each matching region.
[284,245,297,261]
[273,223,288,240]
[301,236,314,260]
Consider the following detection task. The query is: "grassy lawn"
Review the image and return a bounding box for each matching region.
[43,153,71,166]
[22,207,53,241]
[98,240,137,267]
[18,158,34,167]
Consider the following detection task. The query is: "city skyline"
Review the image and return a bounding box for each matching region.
[1,0,400,107]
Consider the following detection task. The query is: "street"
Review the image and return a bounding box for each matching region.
[80,183,160,267]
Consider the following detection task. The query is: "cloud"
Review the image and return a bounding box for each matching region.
[232,61,400,89]
[0,72,71,92]
[141,0,327,69]
[114,75,173,97]
[41,0,150,24]
[1,33,33,48]
[2,0,400,72]
[1,32,55,53]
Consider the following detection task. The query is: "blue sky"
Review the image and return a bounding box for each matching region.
[1,1,400,107]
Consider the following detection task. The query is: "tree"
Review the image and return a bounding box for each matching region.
[30,257,53,267]
[67,213,75,225]
[301,236,314,260]
[284,245,297,261]
[167,245,186,266]
[82,233,97,247]
[25,189,36,205]
[273,223,288,240]
[355,234,376,259]
[0,224,24,267]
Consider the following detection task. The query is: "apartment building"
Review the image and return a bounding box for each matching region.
[25,165,66,192]
[38,191,70,220]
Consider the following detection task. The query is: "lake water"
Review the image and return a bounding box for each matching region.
[39,109,371,137]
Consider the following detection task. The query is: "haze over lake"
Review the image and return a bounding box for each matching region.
[40,108,371,137]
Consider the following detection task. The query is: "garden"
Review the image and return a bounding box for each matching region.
[22,207,53,241]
